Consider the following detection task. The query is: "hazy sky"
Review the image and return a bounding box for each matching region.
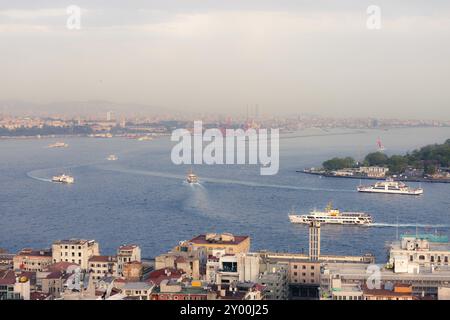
[1,0,450,118]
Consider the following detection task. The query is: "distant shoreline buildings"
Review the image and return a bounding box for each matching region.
[0,113,449,139]
[2,224,450,300]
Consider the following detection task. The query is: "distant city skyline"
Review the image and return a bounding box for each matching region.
[1,1,450,119]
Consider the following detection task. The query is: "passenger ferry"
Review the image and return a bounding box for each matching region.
[357,178,423,195]
[52,174,75,184]
[288,203,373,226]
[186,170,198,184]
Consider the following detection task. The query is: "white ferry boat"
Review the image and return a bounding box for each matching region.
[48,142,68,148]
[137,136,153,141]
[52,174,75,184]
[107,155,118,161]
[357,178,423,195]
[186,170,198,184]
[288,203,373,226]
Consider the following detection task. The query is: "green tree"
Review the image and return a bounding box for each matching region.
[387,155,408,174]
[364,152,389,166]
[322,157,356,171]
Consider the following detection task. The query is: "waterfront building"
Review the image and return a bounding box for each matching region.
[389,234,450,270]
[13,248,52,272]
[358,166,389,178]
[117,244,141,276]
[187,233,250,255]
[320,262,450,298]
[88,255,118,282]
[52,239,100,270]
[155,248,203,280]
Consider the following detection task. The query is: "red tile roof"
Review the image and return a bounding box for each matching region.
[0,270,16,285]
[89,255,117,263]
[147,268,184,286]
[30,292,51,300]
[45,261,79,272]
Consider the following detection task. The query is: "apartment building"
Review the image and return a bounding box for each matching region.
[52,239,100,270]
[13,249,53,272]
[117,245,141,276]
[88,255,118,281]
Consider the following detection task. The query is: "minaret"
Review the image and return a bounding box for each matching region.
[309,221,321,261]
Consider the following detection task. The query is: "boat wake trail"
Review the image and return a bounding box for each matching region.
[97,166,185,180]
[372,223,450,228]
[26,160,101,183]
[26,170,52,183]
[203,177,353,193]
[96,165,354,193]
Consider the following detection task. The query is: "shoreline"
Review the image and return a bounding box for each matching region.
[298,169,450,184]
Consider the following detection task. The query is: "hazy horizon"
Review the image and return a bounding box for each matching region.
[1,0,450,119]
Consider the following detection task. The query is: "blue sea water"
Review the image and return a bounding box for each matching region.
[0,127,449,263]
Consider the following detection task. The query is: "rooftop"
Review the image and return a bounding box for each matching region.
[118,244,139,251]
[53,239,95,245]
[89,255,117,263]
[147,268,184,286]
[45,261,79,272]
[0,270,16,285]
[123,282,154,291]
[189,234,249,246]
[16,248,52,257]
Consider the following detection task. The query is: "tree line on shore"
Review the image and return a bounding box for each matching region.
[322,139,450,175]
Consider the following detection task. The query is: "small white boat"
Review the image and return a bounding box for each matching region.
[137,136,153,141]
[107,155,118,161]
[52,174,75,184]
[48,142,68,148]
[186,170,198,184]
